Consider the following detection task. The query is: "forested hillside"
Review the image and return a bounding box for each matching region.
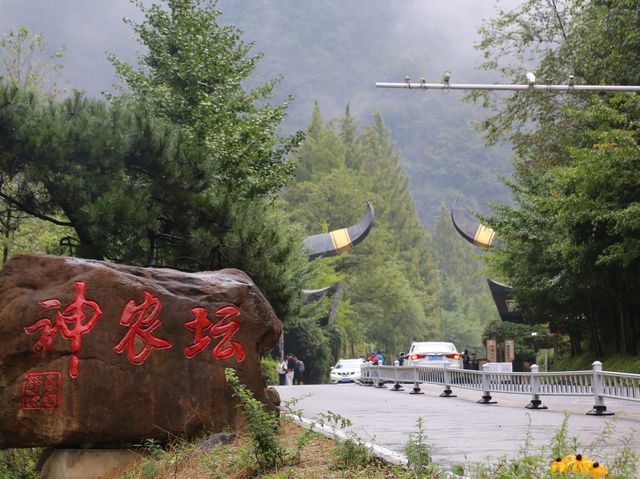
[279,105,497,381]
[209,0,516,227]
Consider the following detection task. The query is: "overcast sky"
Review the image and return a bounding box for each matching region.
[0,0,522,98]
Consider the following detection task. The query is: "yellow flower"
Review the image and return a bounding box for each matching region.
[589,461,609,478]
[566,454,594,474]
[550,454,607,477]
[550,457,568,474]
[569,454,593,474]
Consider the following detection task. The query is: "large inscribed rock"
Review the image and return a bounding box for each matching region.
[0,254,281,448]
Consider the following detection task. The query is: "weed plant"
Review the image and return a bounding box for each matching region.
[0,448,41,479]
[405,417,437,478]
[312,410,381,470]
[224,368,286,471]
[120,436,197,479]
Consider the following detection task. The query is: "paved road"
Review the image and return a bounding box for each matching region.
[276,382,640,469]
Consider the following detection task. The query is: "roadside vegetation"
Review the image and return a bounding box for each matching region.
[2,383,638,479]
[552,354,640,374]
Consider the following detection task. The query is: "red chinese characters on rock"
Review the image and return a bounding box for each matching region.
[113,291,172,364]
[23,282,246,388]
[184,305,246,362]
[24,281,103,378]
[21,372,62,410]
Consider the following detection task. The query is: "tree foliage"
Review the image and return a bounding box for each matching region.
[473,0,640,162]
[110,0,302,200]
[0,0,308,319]
[0,25,66,97]
[282,105,442,379]
[476,0,640,356]
[0,25,69,261]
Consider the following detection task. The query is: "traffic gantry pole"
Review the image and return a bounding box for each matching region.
[376,79,640,93]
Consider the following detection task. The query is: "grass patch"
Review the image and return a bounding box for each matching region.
[552,353,640,373]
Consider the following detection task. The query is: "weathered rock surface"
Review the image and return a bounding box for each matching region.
[39,449,139,479]
[0,254,281,448]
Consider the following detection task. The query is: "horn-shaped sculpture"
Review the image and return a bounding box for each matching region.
[450,200,496,248]
[450,201,523,323]
[303,202,374,260]
[487,278,524,323]
[302,282,343,303]
[302,283,343,327]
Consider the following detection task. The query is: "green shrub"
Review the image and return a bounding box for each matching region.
[0,448,41,479]
[261,356,280,386]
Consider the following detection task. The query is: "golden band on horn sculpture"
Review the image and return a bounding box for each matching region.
[450,200,496,248]
[450,201,523,322]
[303,202,374,260]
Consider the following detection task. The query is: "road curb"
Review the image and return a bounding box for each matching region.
[285,414,469,478]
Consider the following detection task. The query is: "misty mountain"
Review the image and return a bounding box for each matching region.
[0,0,518,227]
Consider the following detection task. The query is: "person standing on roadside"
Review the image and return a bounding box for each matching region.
[471,352,479,371]
[462,349,470,369]
[277,356,288,385]
[367,351,378,364]
[397,352,406,366]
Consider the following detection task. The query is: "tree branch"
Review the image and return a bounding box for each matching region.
[0,191,73,226]
[549,0,568,42]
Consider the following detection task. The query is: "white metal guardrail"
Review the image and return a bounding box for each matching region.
[360,361,640,415]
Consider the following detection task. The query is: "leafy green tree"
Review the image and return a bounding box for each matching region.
[472,0,640,357]
[107,0,307,317]
[486,94,640,356]
[0,25,66,97]
[110,0,302,200]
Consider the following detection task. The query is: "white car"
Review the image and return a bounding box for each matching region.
[407,341,462,369]
[329,358,365,384]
